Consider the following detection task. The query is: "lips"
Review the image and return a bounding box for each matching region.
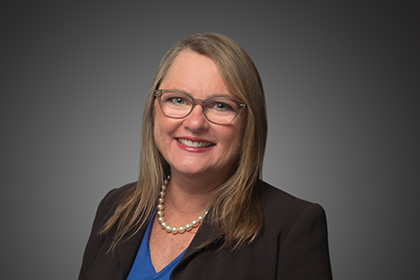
[177,138,215,148]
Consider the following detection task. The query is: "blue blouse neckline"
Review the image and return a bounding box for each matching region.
[126,212,187,280]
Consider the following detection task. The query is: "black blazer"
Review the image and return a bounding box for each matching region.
[79,180,332,279]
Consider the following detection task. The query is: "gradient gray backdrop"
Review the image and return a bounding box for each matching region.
[2,1,419,279]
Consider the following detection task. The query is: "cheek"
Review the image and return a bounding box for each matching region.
[154,119,168,148]
[153,120,160,145]
[219,126,244,157]
[153,108,168,152]
[154,108,178,149]
[231,116,247,155]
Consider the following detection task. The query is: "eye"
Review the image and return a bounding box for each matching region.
[161,92,191,107]
[216,103,231,111]
[169,97,187,105]
[208,101,235,112]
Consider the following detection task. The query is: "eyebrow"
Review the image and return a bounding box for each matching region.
[167,88,235,100]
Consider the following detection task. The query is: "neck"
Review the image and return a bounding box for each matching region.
[164,170,229,215]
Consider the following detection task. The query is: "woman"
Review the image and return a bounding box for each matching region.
[79,32,333,280]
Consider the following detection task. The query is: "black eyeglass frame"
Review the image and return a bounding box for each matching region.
[154,89,246,125]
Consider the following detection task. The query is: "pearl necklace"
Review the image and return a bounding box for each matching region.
[156,176,208,234]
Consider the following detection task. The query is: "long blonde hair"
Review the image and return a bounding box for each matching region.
[101,32,267,251]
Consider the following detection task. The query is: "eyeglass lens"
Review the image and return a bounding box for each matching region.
[159,91,240,124]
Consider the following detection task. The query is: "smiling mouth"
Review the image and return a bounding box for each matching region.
[177,138,215,148]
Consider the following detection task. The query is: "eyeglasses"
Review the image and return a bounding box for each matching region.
[154,89,246,125]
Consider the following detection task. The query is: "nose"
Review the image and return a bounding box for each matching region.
[183,105,209,131]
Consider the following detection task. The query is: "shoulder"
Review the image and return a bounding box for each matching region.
[100,182,136,208]
[259,179,314,212]
[258,180,327,240]
[258,181,332,278]
[79,182,137,280]
[93,182,137,229]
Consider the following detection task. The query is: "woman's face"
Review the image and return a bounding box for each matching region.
[154,50,246,180]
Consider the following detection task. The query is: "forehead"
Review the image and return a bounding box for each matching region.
[160,50,234,99]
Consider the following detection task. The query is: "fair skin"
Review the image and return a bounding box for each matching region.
[149,50,246,272]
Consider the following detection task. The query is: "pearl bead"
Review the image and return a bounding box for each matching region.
[157,175,207,235]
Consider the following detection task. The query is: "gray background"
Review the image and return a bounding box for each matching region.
[2,1,419,279]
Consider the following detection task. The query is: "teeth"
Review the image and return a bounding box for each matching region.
[178,138,213,148]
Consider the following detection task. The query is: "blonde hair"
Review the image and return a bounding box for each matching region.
[101,32,267,251]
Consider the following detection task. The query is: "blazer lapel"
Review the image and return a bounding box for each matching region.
[116,224,147,279]
[178,211,225,262]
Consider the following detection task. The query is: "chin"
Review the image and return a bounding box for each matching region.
[171,165,210,177]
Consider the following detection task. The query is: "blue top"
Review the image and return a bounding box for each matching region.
[126,214,187,280]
